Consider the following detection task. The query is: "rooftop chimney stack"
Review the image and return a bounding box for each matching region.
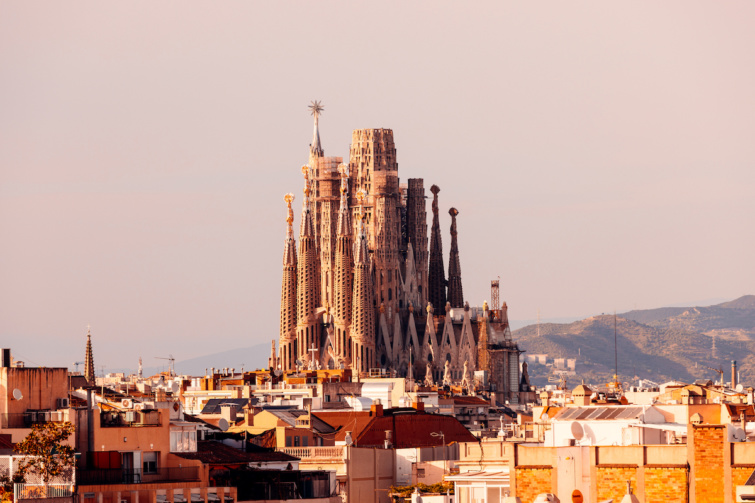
[732,360,738,389]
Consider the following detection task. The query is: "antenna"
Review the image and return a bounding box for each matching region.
[614,312,618,383]
[155,355,176,377]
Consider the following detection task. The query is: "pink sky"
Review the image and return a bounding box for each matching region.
[1,2,753,371]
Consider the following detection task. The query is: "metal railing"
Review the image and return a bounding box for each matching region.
[77,466,200,486]
[0,411,66,429]
[15,483,74,500]
[99,411,161,428]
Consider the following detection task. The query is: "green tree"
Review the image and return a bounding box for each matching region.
[14,422,75,486]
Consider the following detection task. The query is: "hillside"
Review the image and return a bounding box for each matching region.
[514,296,755,387]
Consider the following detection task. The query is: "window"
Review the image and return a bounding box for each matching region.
[286,436,292,447]
[302,436,309,447]
[143,452,158,474]
[294,436,300,447]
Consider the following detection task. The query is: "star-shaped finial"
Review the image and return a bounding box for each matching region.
[308,100,324,118]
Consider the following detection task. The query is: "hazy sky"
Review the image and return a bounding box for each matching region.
[1,2,753,372]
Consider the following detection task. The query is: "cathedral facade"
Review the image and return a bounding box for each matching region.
[275,104,529,404]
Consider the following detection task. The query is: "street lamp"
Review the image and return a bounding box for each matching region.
[431,431,446,475]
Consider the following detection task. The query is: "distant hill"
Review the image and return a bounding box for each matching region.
[175,343,273,375]
[515,295,755,387]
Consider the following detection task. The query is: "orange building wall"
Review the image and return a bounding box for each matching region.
[693,425,725,503]
[595,466,638,503]
[645,466,687,503]
[514,467,552,503]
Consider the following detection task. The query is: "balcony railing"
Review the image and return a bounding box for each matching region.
[77,467,200,486]
[281,446,344,459]
[99,411,161,428]
[0,411,66,429]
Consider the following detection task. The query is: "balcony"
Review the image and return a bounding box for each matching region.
[100,410,161,428]
[0,411,66,429]
[281,446,344,460]
[77,467,200,486]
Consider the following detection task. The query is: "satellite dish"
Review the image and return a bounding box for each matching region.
[217,418,229,432]
[734,427,746,442]
[344,431,353,446]
[737,384,744,392]
[570,421,584,440]
[274,370,283,377]
[170,383,180,393]
[12,389,23,400]
[540,413,549,422]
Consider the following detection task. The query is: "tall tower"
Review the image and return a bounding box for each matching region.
[350,191,376,373]
[84,326,95,385]
[447,207,464,308]
[406,179,429,308]
[428,185,446,311]
[348,129,401,316]
[279,193,298,371]
[297,168,320,365]
[333,164,354,365]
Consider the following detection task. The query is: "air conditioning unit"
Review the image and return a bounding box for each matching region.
[134,403,145,411]
[121,399,133,409]
[57,398,70,409]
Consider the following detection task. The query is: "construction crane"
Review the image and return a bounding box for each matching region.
[72,361,85,373]
[155,355,175,377]
[701,364,724,384]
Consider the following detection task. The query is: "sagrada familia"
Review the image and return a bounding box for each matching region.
[273,102,531,404]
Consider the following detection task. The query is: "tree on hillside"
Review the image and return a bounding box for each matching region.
[14,422,75,486]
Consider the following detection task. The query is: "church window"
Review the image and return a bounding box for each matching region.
[388,289,392,301]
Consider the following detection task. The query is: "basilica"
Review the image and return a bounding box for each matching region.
[274,103,530,405]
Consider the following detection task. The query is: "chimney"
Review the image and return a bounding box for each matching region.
[412,401,425,412]
[384,430,393,449]
[732,360,738,389]
[1,349,10,368]
[220,403,239,423]
[371,399,383,417]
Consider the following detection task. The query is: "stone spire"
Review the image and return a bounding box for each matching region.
[84,325,95,385]
[308,101,324,163]
[333,164,353,364]
[297,167,320,365]
[428,185,446,311]
[447,207,464,308]
[350,190,375,373]
[279,193,298,370]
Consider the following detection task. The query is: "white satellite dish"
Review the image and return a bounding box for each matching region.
[274,370,283,377]
[737,384,744,393]
[217,418,229,432]
[540,413,549,422]
[12,389,23,400]
[170,382,180,393]
[734,427,746,442]
[570,421,584,440]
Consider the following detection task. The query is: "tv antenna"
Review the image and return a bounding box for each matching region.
[155,355,176,377]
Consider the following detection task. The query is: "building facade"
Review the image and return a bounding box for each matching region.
[275,106,528,404]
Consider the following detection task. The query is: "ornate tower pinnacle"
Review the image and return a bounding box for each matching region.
[297,166,320,365]
[84,325,95,384]
[333,163,354,363]
[308,100,324,161]
[350,196,375,374]
[428,185,446,311]
[447,207,464,308]
[280,193,298,370]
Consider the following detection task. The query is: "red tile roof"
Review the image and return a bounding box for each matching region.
[355,409,477,448]
[312,411,374,442]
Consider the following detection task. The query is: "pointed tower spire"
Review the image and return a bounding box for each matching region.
[447,207,464,308]
[308,101,324,162]
[84,325,95,385]
[428,185,446,311]
[350,190,375,373]
[297,167,320,366]
[279,193,298,371]
[333,164,354,364]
